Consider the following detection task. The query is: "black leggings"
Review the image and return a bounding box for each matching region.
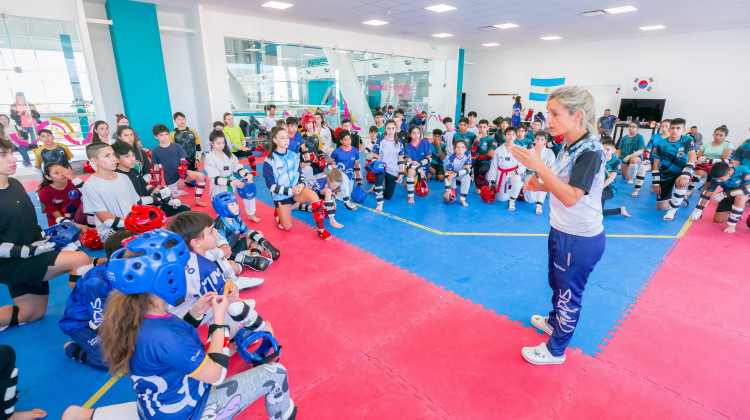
[601,188,622,217]
[375,172,398,200]
[232,150,255,160]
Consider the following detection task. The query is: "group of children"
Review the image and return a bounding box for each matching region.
[1,104,749,419]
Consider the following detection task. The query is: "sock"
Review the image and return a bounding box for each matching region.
[406,176,415,199]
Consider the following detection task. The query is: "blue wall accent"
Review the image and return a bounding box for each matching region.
[106,0,172,149]
[455,48,464,122]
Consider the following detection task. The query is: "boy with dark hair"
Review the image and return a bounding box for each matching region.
[392,114,409,145]
[515,123,533,149]
[170,112,202,168]
[34,128,74,178]
[690,162,750,233]
[494,119,510,146]
[471,119,497,191]
[652,117,697,220]
[80,142,140,232]
[429,128,446,181]
[395,109,409,132]
[383,105,394,120]
[338,119,361,149]
[442,117,455,154]
[150,124,209,207]
[112,141,189,216]
[632,119,671,197]
[449,117,477,158]
[732,129,750,166]
[466,111,479,135]
[374,111,385,137]
[487,127,525,210]
[600,137,630,217]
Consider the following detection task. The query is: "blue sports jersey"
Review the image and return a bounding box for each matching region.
[404,139,432,171]
[330,146,359,179]
[308,173,329,194]
[214,215,250,254]
[129,315,212,420]
[446,153,472,174]
[707,165,750,192]
[430,141,446,165]
[262,149,302,201]
[653,135,696,179]
[472,136,498,162]
[288,130,305,154]
[605,156,623,195]
[732,139,750,166]
[646,133,667,162]
[59,264,111,335]
[618,133,645,158]
[514,136,533,149]
[371,137,404,177]
[452,131,477,149]
[512,103,522,127]
[187,252,227,297]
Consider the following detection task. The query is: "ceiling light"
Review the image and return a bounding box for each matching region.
[541,36,562,41]
[580,10,607,17]
[337,50,349,54]
[262,1,293,10]
[245,48,261,51]
[363,19,388,26]
[302,53,314,57]
[425,4,456,13]
[226,54,235,57]
[640,24,666,31]
[493,23,519,29]
[482,42,500,47]
[432,33,454,38]
[604,5,637,14]
[405,73,410,75]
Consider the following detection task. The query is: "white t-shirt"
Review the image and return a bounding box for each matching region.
[81,173,140,226]
[262,115,281,131]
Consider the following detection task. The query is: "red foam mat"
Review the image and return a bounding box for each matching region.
[370,297,592,420]
[557,358,721,420]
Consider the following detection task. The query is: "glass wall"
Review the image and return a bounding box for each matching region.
[0,15,96,167]
[225,37,436,129]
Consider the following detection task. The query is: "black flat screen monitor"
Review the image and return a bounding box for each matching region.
[618,99,665,122]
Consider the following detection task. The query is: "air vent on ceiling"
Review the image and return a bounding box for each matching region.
[317,17,337,22]
[479,26,495,31]
[580,10,607,17]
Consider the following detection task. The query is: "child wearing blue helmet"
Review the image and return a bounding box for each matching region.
[63,229,296,420]
[204,130,260,223]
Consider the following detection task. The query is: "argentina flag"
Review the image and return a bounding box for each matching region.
[529,77,566,102]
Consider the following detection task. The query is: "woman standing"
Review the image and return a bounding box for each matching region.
[9,92,41,146]
[0,114,32,167]
[511,86,606,365]
[511,96,523,127]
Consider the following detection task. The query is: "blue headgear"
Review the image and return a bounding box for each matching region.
[43,221,81,250]
[236,180,257,200]
[212,191,239,218]
[234,329,281,367]
[366,160,387,174]
[350,185,366,204]
[106,229,190,306]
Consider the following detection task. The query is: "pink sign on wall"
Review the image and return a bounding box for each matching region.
[368,85,414,92]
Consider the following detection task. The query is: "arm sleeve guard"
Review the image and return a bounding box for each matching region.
[652,170,661,183]
[269,184,294,196]
[71,177,84,189]
[213,176,230,186]
[178,159,189,180]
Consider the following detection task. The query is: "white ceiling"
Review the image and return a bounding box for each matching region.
[143,0,750,50]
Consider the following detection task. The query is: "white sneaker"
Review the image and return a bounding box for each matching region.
[234,277,264,290]
[521,342,566,365]
[508,199,516,211]
[530,315,553,335]
[535,203,543,214]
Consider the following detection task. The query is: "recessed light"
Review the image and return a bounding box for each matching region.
[493,23,519,29]
[425,4,456,13]
[432,33,454,38]
[580,10,607,17]
[640,25,666,31]
[245,48,261,51]
[482,42,500,47]
[363,19,388,26]
[604,5,637,14]
[262,1,293,9]
[541,36,562,41]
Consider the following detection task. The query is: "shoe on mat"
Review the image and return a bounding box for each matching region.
[521,342,566,365]
[530,315,553,336]
[234,277,263,290]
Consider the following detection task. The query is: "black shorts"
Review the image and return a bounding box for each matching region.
[0,251,60,298]
[716,196,736,213]
[430,163,444,176]
[656,176,678,202]
[275,197,295,206]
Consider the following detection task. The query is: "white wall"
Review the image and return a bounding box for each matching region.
[1,0,79,22]
[193,5,460,134]
[464,27,750,146]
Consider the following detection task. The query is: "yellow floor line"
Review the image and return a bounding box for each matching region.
[82,370,123,408]
[355,203,686,239]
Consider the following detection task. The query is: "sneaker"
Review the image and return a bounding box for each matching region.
[508,200,516,211]
[530,315,553,335]
[535,203,543,214]
[234,277,263,290]
[521,342,566,365]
